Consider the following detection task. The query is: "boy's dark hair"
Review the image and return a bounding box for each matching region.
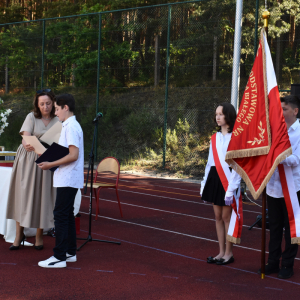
[55,93,75,112]
[280,95,300,110]
[215,102,237,133]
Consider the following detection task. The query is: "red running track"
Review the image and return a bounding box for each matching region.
[1,172,300,299]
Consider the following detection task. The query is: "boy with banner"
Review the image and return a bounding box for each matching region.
[261,95,300,279]
[224,30,300,279]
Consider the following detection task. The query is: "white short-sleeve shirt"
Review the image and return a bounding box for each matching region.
[267,119,300,198]
[53,116,84,189]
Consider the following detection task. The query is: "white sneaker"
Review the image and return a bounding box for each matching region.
[66,253,77,262]
[38,256,67,268]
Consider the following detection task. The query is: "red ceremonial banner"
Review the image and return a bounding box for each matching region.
[225,30,292,200]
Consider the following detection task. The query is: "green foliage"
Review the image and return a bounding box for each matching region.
[1,0,300,92]
[124,107,158,141]
[0,114,24,150]
[144,117,210,175]
[1,0,300,177]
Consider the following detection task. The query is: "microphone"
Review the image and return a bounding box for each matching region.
[92,112,103,123]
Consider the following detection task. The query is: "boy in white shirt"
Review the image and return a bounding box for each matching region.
[37,93,84,268]
[259,95,300,279]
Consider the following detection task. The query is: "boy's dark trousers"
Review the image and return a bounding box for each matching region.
[53,187,78,261]
[267,192,300,268]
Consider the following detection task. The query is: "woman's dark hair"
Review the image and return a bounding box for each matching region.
[55,93,75,112]
[214,102,237,133]
[33,90,56,119]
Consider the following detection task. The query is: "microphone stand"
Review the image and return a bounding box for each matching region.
[77,115,121,250]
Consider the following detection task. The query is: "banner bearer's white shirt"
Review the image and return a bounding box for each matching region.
[53,116,84,189]
[267,119,300,198]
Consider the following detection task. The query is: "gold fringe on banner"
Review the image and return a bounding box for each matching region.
[225,146,270,160]
[291,237,300,245]
[227,147,292,200]
[227,234,241,245]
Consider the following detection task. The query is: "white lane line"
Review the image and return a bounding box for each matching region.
[117,189,262,214]
[119,188,200,203]
[83,189,201,204]
[84,180,262,213]
[79,211,265,252]
[80,212,300,262]
[120,180,199,193]
[86,174,263,207]
[87,174,200,193]
[265,287,283,291]
[82,195,266,231]
[80,228,300,286]
[97,270,113,273]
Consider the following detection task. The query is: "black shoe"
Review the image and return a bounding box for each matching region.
[47,227,55,238]
[34,245,44,250]
[216,256,234,265]
[207,256,219,264]
[9,234,26,250]
[257,263,279,275]
[278,266,293,279]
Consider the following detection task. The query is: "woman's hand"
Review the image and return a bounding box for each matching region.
[24,143,35,152]
[22,131,35,152]
[200,194,207,204]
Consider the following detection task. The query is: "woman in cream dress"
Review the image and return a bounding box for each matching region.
[6,89,59,250]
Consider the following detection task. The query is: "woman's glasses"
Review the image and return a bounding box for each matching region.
[36,89,51,94]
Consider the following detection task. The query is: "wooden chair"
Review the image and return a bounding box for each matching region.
[87,157,123,220]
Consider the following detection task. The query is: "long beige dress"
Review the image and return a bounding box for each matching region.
[6,112,59,228]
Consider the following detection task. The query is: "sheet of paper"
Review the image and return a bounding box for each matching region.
[40,121,62,146]
[22,135,46,155]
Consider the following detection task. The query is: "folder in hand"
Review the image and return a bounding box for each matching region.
[35,142,69,172]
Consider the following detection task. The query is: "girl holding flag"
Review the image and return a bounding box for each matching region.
[200,103,242,265]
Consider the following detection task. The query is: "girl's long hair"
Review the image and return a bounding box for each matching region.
[215,102,236,133]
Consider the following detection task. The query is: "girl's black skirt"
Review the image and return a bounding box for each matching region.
[202,166,227,206]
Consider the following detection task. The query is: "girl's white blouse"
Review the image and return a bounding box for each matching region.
[200,132,241,199]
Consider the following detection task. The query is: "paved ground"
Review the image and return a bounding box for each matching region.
[1,172,300,299]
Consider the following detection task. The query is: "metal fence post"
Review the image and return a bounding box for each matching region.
[162,5,172,169]
[230,0,243,110]
[41,20,45,89]
[95,13,102,162]
[154,35,160,87]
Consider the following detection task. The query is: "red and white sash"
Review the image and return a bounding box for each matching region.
[278,164,300,245]
[211,133,243,244]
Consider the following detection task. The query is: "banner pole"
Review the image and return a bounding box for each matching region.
[260,8,270,280]
[261,188,267,279]
[230,0,243,110]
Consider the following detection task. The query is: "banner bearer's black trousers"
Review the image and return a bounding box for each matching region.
[267,192,300,268]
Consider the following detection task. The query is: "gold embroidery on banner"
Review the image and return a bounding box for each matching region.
[247,121,265,146]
